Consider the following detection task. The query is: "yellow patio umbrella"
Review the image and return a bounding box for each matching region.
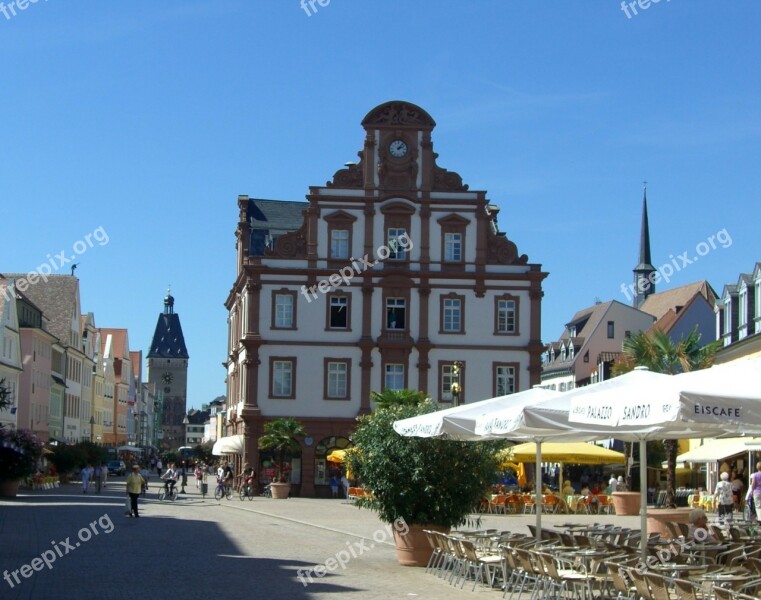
[517,462,527,487]
[506,442,624,493]
[326,449,346,463]
[495,453,527,486]
[506,442,625,465]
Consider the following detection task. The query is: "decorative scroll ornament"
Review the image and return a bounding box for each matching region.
[432,152,468,192]
[362,101,435,129]
[487,231,528,265]
[327,158,364,188]
[266,222,308,259]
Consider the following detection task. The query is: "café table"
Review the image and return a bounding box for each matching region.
[558,548,610,575]
[695,569,756,593]
[685,542,728,565]
[651,562,707,578]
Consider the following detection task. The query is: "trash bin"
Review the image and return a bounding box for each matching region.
[201,482,208,496]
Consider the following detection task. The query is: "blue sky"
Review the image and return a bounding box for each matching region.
[2,1,759,409]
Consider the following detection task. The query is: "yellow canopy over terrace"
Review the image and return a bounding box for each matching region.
[502,442,625,465]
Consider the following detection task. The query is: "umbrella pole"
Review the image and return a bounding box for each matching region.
[640,439,647,562]
[536,442,542,543]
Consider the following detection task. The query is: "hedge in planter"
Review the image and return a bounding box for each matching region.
[346,397,504,529]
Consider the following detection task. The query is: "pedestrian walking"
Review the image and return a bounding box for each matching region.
[341,474,349,499]
[94,464,102,494]
[194,463,202,489]
[126,464,146,518]
[715,471,734,523]
[140,466,150,496]
[156,458,163,477]
[330,475,339,498]
[180,461,188,494]
[82,464,93,493]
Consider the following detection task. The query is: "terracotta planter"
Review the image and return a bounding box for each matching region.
[0,479,21,498]
[611,491,641,516]
[392,524,449,567]
[647,508,692,540]
[269,482,291,499]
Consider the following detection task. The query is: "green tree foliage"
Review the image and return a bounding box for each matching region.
[370,388,428,409]
[258,418,307,482]
[193,442,214,465]
[347,398,505,528]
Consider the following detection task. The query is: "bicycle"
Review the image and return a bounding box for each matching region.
[239,478,255,501]
[214,477,233,501]
[262,483,272,498]
[158,481,178,502]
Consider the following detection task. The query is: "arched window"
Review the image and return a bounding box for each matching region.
[314,436,352,486]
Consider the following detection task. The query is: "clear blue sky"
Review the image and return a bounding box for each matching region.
[3,1,759,409]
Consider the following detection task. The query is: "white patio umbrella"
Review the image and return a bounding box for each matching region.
[565,359,761,559]
[394,389,622,542]
[392,387,562,439]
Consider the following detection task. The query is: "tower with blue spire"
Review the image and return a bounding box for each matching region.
[147,288,189,450]
[633,183,656,308]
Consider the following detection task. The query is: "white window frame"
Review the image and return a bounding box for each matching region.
[274,294,294,328]
[444,232,462,262]
[384,364,404,390]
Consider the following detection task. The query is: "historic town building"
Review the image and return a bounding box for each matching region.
[224,100,547,497]
[147,292,189,450]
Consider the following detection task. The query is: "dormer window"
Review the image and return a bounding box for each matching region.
[560,345,566,361]
[568,345,574,360]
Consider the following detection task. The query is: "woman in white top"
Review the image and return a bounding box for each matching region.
[714,471,734,522]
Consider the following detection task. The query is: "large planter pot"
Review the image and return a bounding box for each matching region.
[269,482,291,499]
[647,508,692,540]
[0,479,21,498]
[392,524,449,567]
[611,491,641,516]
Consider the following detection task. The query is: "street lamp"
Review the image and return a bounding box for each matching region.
[182,415,189,447]
[89,415,95,442]
[451,361,463,407]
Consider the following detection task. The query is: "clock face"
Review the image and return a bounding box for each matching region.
[162,372,173,384]
[389,139,408,158]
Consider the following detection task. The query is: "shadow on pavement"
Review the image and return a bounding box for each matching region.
[0,490,367,600]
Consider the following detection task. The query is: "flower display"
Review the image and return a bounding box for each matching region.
[0,428,43,481]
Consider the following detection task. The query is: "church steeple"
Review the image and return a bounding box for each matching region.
[632,183,656,308]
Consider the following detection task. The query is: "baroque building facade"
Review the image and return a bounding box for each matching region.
[224,101,546,497]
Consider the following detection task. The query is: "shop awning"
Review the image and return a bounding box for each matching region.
[212,434,244,456]
[676,437,761,463]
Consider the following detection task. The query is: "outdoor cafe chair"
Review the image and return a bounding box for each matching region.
[624,566,655,600]
[489,494,507,514]
[458,538,503,591]
[509,547,544,600]
[671,577,707,600]
[604,561,637,600]
[643,572,675,600]
[423,529,444,574]
[536,550,598,600]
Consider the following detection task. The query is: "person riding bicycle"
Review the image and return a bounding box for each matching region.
[222,462,235,492]
[237,463,255,493]
[161,462,178,497]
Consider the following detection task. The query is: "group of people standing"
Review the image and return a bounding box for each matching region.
[81,464,107,494]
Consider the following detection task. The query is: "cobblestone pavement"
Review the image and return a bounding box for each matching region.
[0,482,643,600]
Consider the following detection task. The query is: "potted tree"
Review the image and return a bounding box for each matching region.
[346,391,504,566]
[258,417,306,499]
[0,428,43,497]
